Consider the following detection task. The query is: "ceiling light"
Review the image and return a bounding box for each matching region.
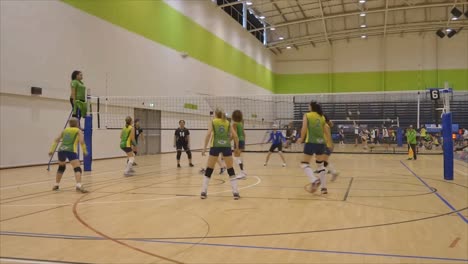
[246,1,253,5]
[451,7,462,18]
[361,35,367,39]
[436,29,445,38]
[259,15,265,19]
[360,24,367,28]
[286,46,292,49]
[279,37,284,40]
[360,13,366,17]
[447,30,457,38]
[359,0,366,3]
[445,28,452,32]
[451,17,458,21]
[270,27,276,30]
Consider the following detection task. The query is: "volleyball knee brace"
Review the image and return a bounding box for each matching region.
[300,162,310,169]
[186,150,192,159]
[57,165,66,174]
[227,168,235,177]
[74,167,82,174]
[133,151,138,156]
[315,161,325,173]
[176,151,182,160]
[204,168,214,178]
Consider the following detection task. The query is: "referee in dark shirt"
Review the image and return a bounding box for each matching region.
[174,120,193,168]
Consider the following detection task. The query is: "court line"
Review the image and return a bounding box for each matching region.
[0,257,92,264]
[343,177,354,201]
[400,160,468,224]
[1,231,467,262]
[455,169,467,176]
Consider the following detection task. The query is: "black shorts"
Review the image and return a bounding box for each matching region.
[209,147,232,157]
[234,140,245,150]
[121,147,133,153]
[176,142,189,151]
[269,143,283,152]
[58,151,78,162]
[303,143,326,155]
[324,147,332,156]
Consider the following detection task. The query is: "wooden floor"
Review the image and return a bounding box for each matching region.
[1,150,467,264]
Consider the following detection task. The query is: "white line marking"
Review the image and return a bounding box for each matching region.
[0,176,262,207]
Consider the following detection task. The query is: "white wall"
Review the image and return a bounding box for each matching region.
[0,0,274,167]
[274,32,468,74]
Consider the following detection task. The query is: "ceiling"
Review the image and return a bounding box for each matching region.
[221,0,468,52]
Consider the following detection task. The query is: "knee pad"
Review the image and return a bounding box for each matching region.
[227,168,235,177]
[324,161,329,167]
[57,165,66,174]
[300,162,310,169]
[176,151,182,160]
[74,167,82,174]
[186,150,192,159]
[204,168,214,178]
[133,151,138,155]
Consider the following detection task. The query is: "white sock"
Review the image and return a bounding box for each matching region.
[229,176,239,193]
[76,183,82,188]
[125,157,134,173]
[317,162,326,188]
[201,176,210,193]
[302,165,318,183]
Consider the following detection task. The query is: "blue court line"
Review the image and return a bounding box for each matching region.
[400,161,468,224]
[1,231,467,262]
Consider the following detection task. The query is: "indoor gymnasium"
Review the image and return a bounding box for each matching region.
[0,0,467,263]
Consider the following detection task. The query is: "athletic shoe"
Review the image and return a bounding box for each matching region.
[282,163,286,167]
[200,192,207,199]
[124,172,134,177]
[177,164,181,168]
[52,185,59,191]
[236,171,247,180]
[233,193,240,200]
[129,168,136,173]
[264,163,267,166]
[189,163,194,167]
[321,188,328,194]
[331,171,340,182]
[76,186,88,193]
[309,179,321,193]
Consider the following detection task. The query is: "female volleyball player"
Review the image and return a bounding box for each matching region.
[49,118,88,193]
[200,108,240,200]
[297,102,332,194]
[121,116,136,176]
[319,115,339,194]
[174,120,194,168]
[232,110,247,179]
[264,124,286,167]
[130,118,144,166]
[70,71,87,121]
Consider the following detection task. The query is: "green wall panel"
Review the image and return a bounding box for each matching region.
[63,0,274,92]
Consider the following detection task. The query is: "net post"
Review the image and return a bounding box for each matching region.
[84,89,93,172]
[442,83,453,180]
[396,127,403,147]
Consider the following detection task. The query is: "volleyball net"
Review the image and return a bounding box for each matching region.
[93,90,468,156]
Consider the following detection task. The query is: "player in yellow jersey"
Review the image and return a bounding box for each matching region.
[232,110,247,179]
[120,116,136,176]
[318,115,339,194]
[49,118,88,193]
[201,109,240,200]
[297,102,332,194]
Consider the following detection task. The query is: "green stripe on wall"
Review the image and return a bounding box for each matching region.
[276,69,468,93]
[63,0,274,92]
